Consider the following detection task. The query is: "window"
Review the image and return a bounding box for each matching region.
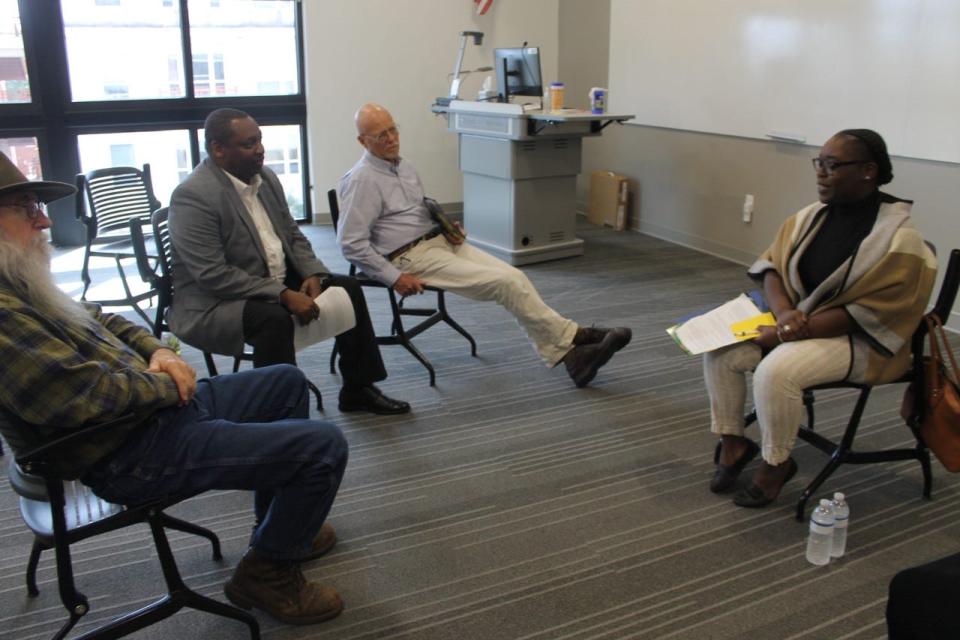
[62,0,186,101]
[0,137,41,179]
[166,56,182,96]
[79,130,193,208]
[260,125,303,217]
[188,0,299,97]
[0,1,30,104]
[192,53,225,96]
[176,148,190,182]
[103,83,130,99]
[1,0,309,247]
[109,144,135,167]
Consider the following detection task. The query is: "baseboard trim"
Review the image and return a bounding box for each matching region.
[636,219,755,266]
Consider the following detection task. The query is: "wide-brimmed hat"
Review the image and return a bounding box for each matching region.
[0,151,75,204]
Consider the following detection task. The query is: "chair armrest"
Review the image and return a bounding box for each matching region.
[7,458,49,501]
[129,217,158,286]
[14,413,140,474]
[74,173,86,221]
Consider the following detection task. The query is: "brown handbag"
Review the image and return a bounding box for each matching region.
[901,314,960,472]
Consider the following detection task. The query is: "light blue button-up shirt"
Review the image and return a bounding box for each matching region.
[337,151,437,285]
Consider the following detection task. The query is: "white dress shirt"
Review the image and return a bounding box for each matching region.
[225,171,286,283]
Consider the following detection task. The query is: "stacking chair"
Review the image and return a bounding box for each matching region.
[327,189,476,386]
[2,412,259,640]
[130,208,322,410]
[737,248,960,521]
[76,165,161,329]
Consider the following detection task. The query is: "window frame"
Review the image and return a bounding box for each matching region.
[0,0,311,246]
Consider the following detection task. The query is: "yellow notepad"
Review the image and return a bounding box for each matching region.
[730,312,776,340]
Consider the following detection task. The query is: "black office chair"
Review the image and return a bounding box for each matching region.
[130,208,322,410]
[2,413,260,640]
[76,165,161,329]
[730,248,960,521]
[327,188,476,386]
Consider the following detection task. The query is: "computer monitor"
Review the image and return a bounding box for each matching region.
[494,46,542,102]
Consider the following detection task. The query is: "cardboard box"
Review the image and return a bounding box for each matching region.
[588,170,629,229]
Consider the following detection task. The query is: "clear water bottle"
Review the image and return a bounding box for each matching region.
[805,498,835,566]
[830,492,849,558]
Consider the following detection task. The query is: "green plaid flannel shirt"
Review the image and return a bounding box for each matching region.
[0,286,181,475]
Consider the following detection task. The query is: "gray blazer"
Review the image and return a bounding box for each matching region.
[167,159,328,355]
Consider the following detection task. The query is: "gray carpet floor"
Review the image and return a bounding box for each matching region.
[2,221,959,640]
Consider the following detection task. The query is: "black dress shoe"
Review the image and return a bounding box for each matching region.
[338,386,411,415]
[733,458,798,508]
[709,438,760,493]
[563,327,632,387]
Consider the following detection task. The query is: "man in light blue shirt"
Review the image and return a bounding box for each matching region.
[337,103,631,387]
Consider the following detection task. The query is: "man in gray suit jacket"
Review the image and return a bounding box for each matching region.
[168,108,409,414]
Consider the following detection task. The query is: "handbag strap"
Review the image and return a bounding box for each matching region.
[929,313,960,384]
[925,314,944,392]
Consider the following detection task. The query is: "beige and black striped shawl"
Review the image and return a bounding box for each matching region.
[749,197,937,384]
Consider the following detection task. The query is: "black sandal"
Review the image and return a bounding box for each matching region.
[709,438,760,493]
[733,458,798,508]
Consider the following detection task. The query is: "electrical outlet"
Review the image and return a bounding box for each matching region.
[742,194,754,223]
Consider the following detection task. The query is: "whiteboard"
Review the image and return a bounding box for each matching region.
[608,0,960,164]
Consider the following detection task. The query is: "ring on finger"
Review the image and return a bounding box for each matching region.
[783,324,792,332]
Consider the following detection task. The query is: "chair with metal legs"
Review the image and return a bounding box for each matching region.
[2,413,260,640]
[726,248,960,520]
[129,208,323,410]
[326,189,476,386]
[76,165,161,329]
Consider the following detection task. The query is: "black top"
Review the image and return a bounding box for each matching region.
[798,192,882,294]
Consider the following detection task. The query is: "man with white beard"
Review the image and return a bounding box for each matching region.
[0,152,349,626]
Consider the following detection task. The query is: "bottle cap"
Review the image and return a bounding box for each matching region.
[833,492,844,501]
[819,498,831,507]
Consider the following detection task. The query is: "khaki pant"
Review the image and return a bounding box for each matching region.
[703,337,852,465]
[392,235,577,365]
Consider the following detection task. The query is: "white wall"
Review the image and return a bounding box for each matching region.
[558,0,960,328]
[302,0,559,215]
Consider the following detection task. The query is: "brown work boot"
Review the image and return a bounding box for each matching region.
[224,549,343,625]
[302,522,337,561]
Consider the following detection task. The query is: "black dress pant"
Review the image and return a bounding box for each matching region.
[242,274,386,387]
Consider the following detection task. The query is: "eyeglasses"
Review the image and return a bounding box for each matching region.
[812,157,869,175]
[364,125,399,144]
[0,200,46,220]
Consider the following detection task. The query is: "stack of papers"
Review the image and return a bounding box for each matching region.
[667,294,776,355]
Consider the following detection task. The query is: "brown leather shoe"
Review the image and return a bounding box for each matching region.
[563,327,632,387]
[224,549,343,625]
[574,325,632,346]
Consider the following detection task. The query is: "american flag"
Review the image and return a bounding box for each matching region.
[474,0,494,16]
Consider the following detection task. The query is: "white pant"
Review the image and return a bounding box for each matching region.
[392,235,577,365]
[703,337,852,465]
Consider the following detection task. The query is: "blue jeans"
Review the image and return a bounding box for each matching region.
[84,365,348,561]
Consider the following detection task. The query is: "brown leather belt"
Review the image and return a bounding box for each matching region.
[386,228,442,261]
